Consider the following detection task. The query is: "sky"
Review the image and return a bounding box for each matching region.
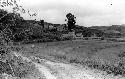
[1,0,125,27]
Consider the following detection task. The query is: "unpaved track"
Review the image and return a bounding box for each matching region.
[13,52,125,79]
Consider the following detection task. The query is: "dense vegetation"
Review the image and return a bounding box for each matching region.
[0,9,63,44]
[0,9,107,45]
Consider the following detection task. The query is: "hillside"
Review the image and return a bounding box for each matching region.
[91,25,125,36]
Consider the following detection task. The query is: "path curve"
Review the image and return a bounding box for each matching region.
[13,51,125,79]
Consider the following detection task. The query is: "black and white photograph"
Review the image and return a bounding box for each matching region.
[1,0,125,79]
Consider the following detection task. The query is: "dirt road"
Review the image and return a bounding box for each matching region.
[13,51,125,79]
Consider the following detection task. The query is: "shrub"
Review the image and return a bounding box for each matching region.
[69,58,81,64]
[118,51,125,58]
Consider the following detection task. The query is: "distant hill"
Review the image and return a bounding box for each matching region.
[91,25,125,37]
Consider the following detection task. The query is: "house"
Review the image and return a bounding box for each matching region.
[43,22,50,29]
[75,32,83,39]
[33,23,41,28]
[43,22,57,29]
[56,24,66,31]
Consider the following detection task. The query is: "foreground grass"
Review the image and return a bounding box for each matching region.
[17,40,125,77]
[1,40,125,78]
[0,45,43,79]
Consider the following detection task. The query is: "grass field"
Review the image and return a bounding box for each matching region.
[13,40,125,77]
[1,39,125,78]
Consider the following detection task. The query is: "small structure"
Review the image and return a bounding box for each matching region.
[44,22,50,29]
[48,25,55,29]
[56,24,67,31]
[75,32,83,38]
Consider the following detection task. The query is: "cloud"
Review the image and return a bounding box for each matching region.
[4,0,125,27]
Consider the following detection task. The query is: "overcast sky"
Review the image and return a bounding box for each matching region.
[2,0,125,27]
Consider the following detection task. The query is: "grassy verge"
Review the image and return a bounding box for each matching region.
[0,46,41,79]
[27,41,125,77]
[4,40,125,77]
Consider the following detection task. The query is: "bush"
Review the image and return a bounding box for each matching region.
[81,58,125,76]
[118,51,125,58]
[69,58,81,64]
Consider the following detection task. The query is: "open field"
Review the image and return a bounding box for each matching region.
[14,40,125,76]
[1,40,125,79]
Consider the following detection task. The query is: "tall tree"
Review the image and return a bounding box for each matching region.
[66,13,76,31]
